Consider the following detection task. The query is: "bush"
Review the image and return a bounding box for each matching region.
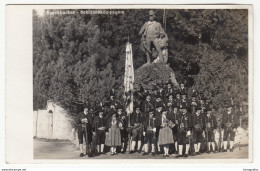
[134,63,179,90]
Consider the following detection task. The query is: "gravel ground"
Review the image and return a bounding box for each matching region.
[34,138,248,159]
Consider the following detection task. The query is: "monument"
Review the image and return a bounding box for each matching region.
[135,10,177,90]
[139,10,168,64]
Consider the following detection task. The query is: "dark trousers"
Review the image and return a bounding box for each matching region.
[78,127,92,144]
[223,128,235,141]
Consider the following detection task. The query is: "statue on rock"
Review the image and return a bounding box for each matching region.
[139,10,168,64]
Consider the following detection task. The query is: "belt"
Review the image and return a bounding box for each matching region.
[97,127,106,131]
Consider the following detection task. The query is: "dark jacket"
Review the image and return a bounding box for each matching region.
[143,117,157,132]
[169,111,181,125]
[221,111,238,129]
[191,113,205,131]
[142,100,154,116]
[176,112,192,131]
[117,113,129,129]
[130,111,145,126]
[77,112,93,132]
[92,116,107,132]
[204,114,217,130]
[165,87,174,98]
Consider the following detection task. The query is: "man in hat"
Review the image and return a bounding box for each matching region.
[176,104,192,158]
[108,90,119,108]
[165,80,174,99]
[190,90,199,114]
[139,10,166,63]
[77,103,93,157]
[92,107,107,155]
[191,104,204,155]
[154,102,164,154]
[130,105,145,153]
[179,81,187,95]
[117,104,128,154]
[168,103,180,154]
[142,110,157,156]
[157,83,165,100]
[154,94,166,113]
[221,101,239,152]
[142,93,154,117]
[199,95,207,114]
[181,92,191,113]
[107,102,117,119]
[154,101,164,118]
[204,105,218,153]
[174,89,181,108]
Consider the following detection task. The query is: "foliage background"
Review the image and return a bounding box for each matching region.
[33,9,248,115]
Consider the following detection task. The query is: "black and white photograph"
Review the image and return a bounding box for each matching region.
[31,6,252,160]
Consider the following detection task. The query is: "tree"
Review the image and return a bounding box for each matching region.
[33,9,248,115]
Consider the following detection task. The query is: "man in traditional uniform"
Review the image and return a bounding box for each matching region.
[179,81,187,95]
[142,110,157,156]
[191,104,204,155]
[107,102,117,119]
[204,105,218,153]
[92,107,107,155]
[157,84,165,100]
[142,93,154,117]
[108,90,119,108]
[176,104,192,158]
[199,95,207,114]
[168,102,180,154]
[190,90,199,114]
[181,93,191,113]
[165,80,174,99]
[117,104,128,154]
[154,102,164,154]
[139,10,165,63]
[154,94,166,114]
[130,105,145,154]
[174,89,181,108]
[77,103,93,157]
[221,101,239,152]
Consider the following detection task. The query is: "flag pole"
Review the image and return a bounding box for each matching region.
[124,42,134,152]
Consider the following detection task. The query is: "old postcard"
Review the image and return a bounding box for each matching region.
[5,4,253,164]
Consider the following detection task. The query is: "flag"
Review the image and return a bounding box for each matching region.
[124,42,134,114]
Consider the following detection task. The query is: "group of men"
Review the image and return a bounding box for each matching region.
[77,80,242,158]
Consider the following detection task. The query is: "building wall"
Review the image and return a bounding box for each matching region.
[52,104,74,140]
[33,100,74,140]
[33,110,49,139]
